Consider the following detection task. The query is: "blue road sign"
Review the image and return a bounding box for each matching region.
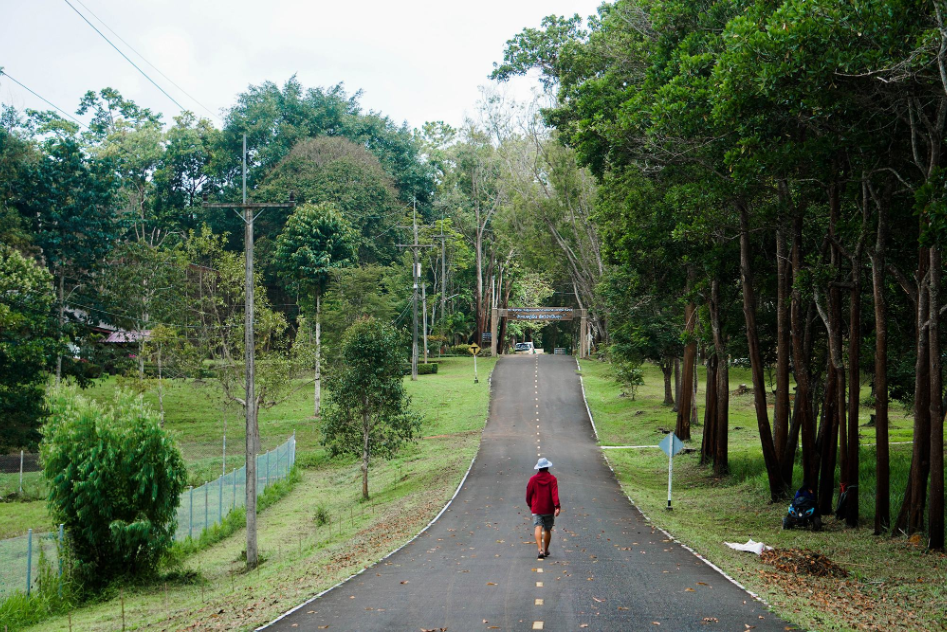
[659,432,684,458]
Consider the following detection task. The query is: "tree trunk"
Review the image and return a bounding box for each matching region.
[871,200,890,534]
[662,359,674,406]
[791,207,818,491]
[362,404,371,501]
[738,203,784,500]
[692,358,699,427]
[895,248,931,535]
[928,246,944,550]
[56,271,65,386]
[676,294,697,440]
[818,363,839,515]
[157,344,164,425]
[701,353,718,466]
[846,273,861,528]
[775,194,792,475]
[315,295,322,417]
[710,277,729,476]
[673,357,681,412]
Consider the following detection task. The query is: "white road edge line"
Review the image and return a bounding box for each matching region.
[575,357,772,609]
[256,366,498,631]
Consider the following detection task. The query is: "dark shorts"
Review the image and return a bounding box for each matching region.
[532,513,555,531]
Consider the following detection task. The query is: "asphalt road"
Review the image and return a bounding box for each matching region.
[265,355,792,632]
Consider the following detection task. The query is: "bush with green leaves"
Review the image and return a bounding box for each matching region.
[41,389,187,586]
[613,359,645,401]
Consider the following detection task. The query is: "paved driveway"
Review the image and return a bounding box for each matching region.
[264,355,791,631]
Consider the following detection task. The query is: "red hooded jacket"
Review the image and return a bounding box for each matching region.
[526,470,560,515]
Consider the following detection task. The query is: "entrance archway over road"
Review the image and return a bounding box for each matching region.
[490,307,589,358]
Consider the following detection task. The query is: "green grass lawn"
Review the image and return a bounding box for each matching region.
[579,358,946,632]
[18,355,496,632]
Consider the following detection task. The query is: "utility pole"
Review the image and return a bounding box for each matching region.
[398,200,433,380]
[422,281,428,363]
[203,134,294,569]
[436,215,448,329]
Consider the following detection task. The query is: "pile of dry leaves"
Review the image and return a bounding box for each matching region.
[759,548,848,578]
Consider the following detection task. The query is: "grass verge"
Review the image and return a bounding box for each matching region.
[579,358,947,632]
[23,355,496,632]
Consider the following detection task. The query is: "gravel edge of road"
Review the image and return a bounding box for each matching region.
[255,367,497,631]
[575,356,773,611]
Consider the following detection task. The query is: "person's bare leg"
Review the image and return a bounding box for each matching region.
[543,528,552,555]
[534,525,544,555]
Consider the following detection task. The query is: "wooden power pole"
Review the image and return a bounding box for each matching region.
[203,134,294,569]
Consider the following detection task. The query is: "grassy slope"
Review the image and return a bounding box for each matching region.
[581,359,946,632]
[25,355,496,632]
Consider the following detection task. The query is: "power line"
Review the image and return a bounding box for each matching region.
[70,0,221,122]
[62,0,188,114]
[0,69,88,129]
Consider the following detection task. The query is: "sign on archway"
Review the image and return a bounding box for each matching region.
[489,307,589,358]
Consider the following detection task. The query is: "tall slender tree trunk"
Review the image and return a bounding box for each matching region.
[315,295,322,418]
[362,404,371,501]
[701,352,718,466]
[56,271,65,386]
[871,199,890,534]
[673,358,681,412]
[710,277,729,476]
[895,249,931,535]
[157,344,164,425]
[662,360,674,406]
[738,203,784,500]
[774,196,792,477]
[676,300,697,441]
[846,272,861,528]
[818,363,839,515]
[791,207,818,491]
[928,246,944,550]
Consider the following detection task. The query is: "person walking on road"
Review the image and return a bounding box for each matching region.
[526,457,561,560]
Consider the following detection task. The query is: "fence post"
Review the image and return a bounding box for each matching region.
[219,472,223,524]
[266,450,271,489]
[188,486,194,540]
[19,450,24,495]
[26,528,33,596]
[204,483,208,534]
[58,523,64,598]
[232,466,237,511]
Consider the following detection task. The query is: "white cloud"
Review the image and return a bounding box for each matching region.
[1,0,603,129]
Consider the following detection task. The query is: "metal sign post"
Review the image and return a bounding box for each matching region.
[659,432,685,510]
[469,343,481,383]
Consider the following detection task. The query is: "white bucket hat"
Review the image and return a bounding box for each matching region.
[534,457,553,470]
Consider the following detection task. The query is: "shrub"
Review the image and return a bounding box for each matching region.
[449,344,471,355]
[614,359,645,401]
[41,389,187,586]
[404,362,438,375]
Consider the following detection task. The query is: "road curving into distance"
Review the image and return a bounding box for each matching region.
[263,354,792,632]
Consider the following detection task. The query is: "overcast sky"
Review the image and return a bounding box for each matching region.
[1,0,604,132]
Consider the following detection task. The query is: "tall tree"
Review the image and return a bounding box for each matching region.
[321,318,420,500]
[275,202,357,416]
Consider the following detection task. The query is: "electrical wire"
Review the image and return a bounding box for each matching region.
[0,69,88,129]
[70,0,221,122]
[62,0,188,114]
